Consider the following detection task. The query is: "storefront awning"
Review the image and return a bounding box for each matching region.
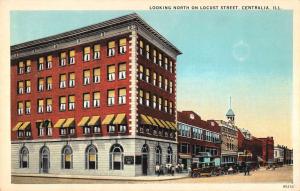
[147,116,158,126]
[140,114,151,125]
[54,119,66,128]
[154,118,164,128]
[170,122,177,130]
[78,117,90,126]
[12,122,23,131]
[63,118,75,128]
[160,120,169,129]
[102,114,115,125]
[113,113,126,125]
[165,121,174,129]
[19,121,30,130]
[88,116,100,126]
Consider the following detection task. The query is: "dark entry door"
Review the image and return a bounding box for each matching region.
[142,154,148,175]
[42,157,48,173]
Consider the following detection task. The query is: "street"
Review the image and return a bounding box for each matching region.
[11,165,293,184]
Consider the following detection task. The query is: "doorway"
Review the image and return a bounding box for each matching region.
[141,144,149,175]
[40,147,50,173]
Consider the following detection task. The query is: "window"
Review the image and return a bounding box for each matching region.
[93,68,100,83]
[158,75,162,88]
[145,92,150,106]
[37,121,44,136]
[164,57,168,70]
[59,96,66,111]
[93,92,100,107]
[152,95,157,109]
[118,88,126,104]
[94,126,101,134]
[164,99,168,112]
[17,81,24,94]
[107,90,115,106]
[46,76,52,90]
[83,70,90,85]
[83,47,91,61]
[145,68,150,83]
[85,145,98,170]
[68,95,75,110]
[38,78,44,92]
[155,146,162,165]
[169,61,173,73]
[108,41,116,57]
[69,50,75,64]
[139,40,144,55]
[25,60,31,73]
[18,61,24,74]
[40,146,50,171]
[25,101,31,114]
[59,74,66,88]
[38,57,44,71]
[108,125,115,133]
[158,97,162,111]
[69,73,75,87]
[158,53,162,67]
[152,72,157,86]
[146,45,150,59]
[164,78,168,91]
[62,146,73,169]
[139,65,144,80]
[46,98,52,112]
[25,80,31,93]
[83,126,91,135]
[60,52,67,66]
[109,144,124,170]
[19,147,29,168]
[83,93,90,108]
[107,65,115,81]
[37,99,44,113]
[119,125,126,133]
[170,81,173,94]
[46,55,52,69]
[153,49,157,64]
[139,89,144,105]
[94,44,100,59]
[118,63,126,80]
[119,38,127,54]
[180,143,189,154]
[167,146,173,164]
[169,101,173,114]
[17,102,23,115]
[60,128,67,136]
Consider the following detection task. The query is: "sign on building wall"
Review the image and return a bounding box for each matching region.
[124,156,134,165]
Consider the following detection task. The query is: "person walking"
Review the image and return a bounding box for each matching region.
[244,164,247,176]
[171,165,175,176]
[246,164,250,175]
[155,163,160,176]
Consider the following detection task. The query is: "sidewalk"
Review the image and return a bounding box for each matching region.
[12,173,189,181]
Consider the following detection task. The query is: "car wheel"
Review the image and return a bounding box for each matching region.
[192,172,200,178]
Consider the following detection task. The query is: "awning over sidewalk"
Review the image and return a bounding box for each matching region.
[140,114,151,125]
[12,122,23,131]
[147,116,158,126]
[19,122,30,130]
[88,116,100,126]
[78,117,90,126]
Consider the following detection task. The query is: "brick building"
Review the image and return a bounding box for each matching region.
[258,137,274,163]
[177,111,221,169]
[11,13,181,176]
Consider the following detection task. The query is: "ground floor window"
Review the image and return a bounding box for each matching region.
[83,126,91,134]
[119,125,127,133]
[167,146,173,164]
[62,145,73,169]
[155,146,162,165]
[20,146,29,168]
[109,144,124,170]
[86,145,98,170]
[93,126,101,134]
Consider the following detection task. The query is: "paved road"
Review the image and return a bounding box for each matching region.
[11,165,293,184]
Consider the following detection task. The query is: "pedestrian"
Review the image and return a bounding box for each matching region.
[171,165,175,176]
[244,164,247,176]
[246,164,250,175]
[155,163,160,176]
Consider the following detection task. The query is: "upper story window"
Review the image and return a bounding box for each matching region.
[164,57,169,70]
[83,47,91,61]
[153,49,157,64]
[68,95,75,110]
[25,60,31,73]
[17,81,24,94]
[170,81,173,94]
[107,65,115,81]
[93,92,100,107]
[118,63,126,80]
[164,99,168,112]
[38,78,44,92]
[83,93,90,109]
[158,97,162,111]
[46,98,52,113]
[145,68,150,83]
[17,101,23,115]
[119,38,127,54]
[158,75,162,88]
[164,78,168,91]
[25,80,31,93]
[18,61,24,74]
[83,70,90,85]
[60,52,67,66]
[46,76,52,90]
[179,124,191,137]
[69,72,75,87]
[37,99,44,113]
[145,92,150,107]
[139,65,144,80]
[152,95,157,109]
[108,41,116,57]
[59,74,67,88]
[25,101,31,114]
[93,68,101,83]
[152,72,157,86]
[118,88,126,104]
[158,53,162,67]
[59,96,66,111]
[169,101,173,114]
[46,55,52,69]
[139,89,144,105]
[107,90,115,106]
[169,61,173,73]
[139,40,144,56]
[94,44,100,59]
[38,57,44,71]
[146,45,150,59]
[69,50,75,64]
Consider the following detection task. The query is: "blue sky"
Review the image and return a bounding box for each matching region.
[10,11,293,147]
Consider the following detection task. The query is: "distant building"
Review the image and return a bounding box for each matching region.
[258,137,274,163]
[274,145,284,164]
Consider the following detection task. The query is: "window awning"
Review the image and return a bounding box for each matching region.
[54,119,66,128]
[36,120,43,128]
[88,116,100,126]
[63,118,75,128]
[113,113,126,125]
[165,121,173,129]
[160,120,169,129]
[78,117,90,126]
[154,118,164,128]
[102,114,115,125]
[147,116,158,126]
[140,114,151,125]
[44,119,52,128]
[12,122,23,131]
[170,122,177,129]
[19,122,30,130]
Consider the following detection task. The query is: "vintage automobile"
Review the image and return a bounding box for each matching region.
[191,162,224,177]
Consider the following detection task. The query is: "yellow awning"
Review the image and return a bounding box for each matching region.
[160,120,169,129]
[165,121,173,129]
[113,113,126,125]
[88,116,100,126]
[78,117,90,126]
[147,116,158,126]
[171,122,177,130]
[102,114,115,125]
[154,118,164,128]
[12,122,23,131]
[63,118,75,128]
[54,119,66,128]
[140,114,151,125]
[19,122,30,130]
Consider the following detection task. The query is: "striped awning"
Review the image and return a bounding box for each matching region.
[154,118,164,128]
[12,122,23,131]
[88,116,100,126]
[165,121,173,129]
[140,114,151,125]
[102,114,115,125]
[54,119,66,128]
[63,118,75,128]
[19,122,30,130]
[147,116,158,126]
[160,120,169,129]
[113,114,126,125]
[78,117,90,126]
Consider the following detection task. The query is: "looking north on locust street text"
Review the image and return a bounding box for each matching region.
[149,5,281,10]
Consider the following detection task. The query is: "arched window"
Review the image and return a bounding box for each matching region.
[40,146,50,173]
[62,145,73,169]
[155,145,162,165]
[109,144,124,170]
[85,145,98,170]
[166,146,173,164]
[20,146,29,168]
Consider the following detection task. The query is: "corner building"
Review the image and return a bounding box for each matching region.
[11,13,181,176]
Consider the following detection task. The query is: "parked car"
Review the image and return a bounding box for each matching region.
[191,162,224,177]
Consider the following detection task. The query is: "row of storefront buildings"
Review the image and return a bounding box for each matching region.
[10,13,292,177]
